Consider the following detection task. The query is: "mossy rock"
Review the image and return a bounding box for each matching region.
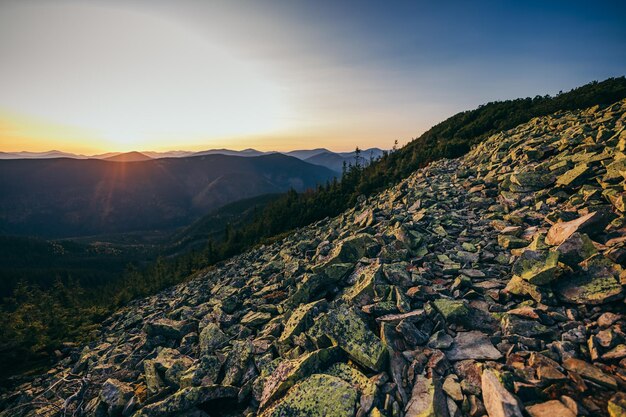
[199,323,228,356]
[556,163,590,187]
[505,275,557,305]
[259,374,357,417]
[308,306,386,372]
[342,262,381,306]
[325,362,376,396]
[432,299,470,324]
[134,385,238,417]
[260,347,344,409]
[278,299,327,344]
[555,232,597,266]
[511,250,560,285]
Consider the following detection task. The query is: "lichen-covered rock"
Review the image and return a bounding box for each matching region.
[241,311,273,327]
[259,374,357,417]
[260,347,343,409]
[432,299,470,324]
[556,163,591,187]
[144,348,192,394]
[555,232,598,266]
[100,378,133,416]
[278,299,327,344]
[145,318,193,340]
[134,385,238,417]
[608,392,626,417]
[308,307,386,371]
[341,262,381,306]
[511,250,560,285]
[554,255,624,305]
[199,323,228,355]
[481,369,523,417]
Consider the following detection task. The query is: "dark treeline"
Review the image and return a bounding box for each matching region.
[2,77,625,381]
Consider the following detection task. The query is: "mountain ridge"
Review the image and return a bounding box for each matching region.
[0,148,385,172]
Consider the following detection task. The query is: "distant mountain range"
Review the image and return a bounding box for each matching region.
[0,153,337,237]
[0,147,385,173]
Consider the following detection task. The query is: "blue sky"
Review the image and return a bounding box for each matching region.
[0,0,624,153]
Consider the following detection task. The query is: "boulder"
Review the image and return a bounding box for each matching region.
[145,318,193,340]
[308,307,386,371]
[562,358,617,390]
[259,374,358,417]
[199,323,228,356]
[260,347,343,409]
[545,210,615,245]
[134,385,238,417]
[511,250,560,285]
[556,163,591,187]
[526,400,576,417]
[404,374,448,417]
[278,299,327,344]
[554,232,598,266]
[342,262,381,306]
[554,255,624,305]
[240,311,272,327]
[445,331,502,361]
[100,378,133,416]
[481,369,523,417]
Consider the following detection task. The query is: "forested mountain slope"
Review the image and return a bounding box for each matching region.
[0,153,336,237]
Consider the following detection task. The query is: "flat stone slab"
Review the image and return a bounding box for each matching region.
[446,331,502,361]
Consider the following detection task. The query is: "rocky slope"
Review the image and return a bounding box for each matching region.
[2,100,626,417]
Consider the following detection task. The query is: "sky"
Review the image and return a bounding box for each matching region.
[0,0,625,154]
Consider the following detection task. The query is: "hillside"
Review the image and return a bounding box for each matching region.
[2,100,625,416]
[166,193,282,255]
[0,153,336,237]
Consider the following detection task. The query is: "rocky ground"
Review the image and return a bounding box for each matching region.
[2,100,626,417]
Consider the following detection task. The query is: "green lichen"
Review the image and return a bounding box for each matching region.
[432,299,470,324]
[308,306,386,372]
[279,299,327,344]
[260,347,343,408]
[512,250,560,285]
[259,374,357,417]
